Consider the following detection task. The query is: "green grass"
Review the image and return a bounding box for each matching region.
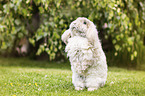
[0,57,145,96]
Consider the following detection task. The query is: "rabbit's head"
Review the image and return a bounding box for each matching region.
[70,17,99,46]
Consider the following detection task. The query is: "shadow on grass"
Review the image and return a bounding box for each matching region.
[1,57,141,72]
[0,57,71,70]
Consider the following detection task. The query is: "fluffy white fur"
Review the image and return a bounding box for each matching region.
[61,17,107,91]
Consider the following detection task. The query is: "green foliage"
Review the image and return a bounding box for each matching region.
[0,0,31,53]
[0,0,145,66]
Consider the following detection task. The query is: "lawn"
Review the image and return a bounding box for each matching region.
[0,57,145,96]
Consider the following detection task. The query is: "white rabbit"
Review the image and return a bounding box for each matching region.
[61,17,107,91]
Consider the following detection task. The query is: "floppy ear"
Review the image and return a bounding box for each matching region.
[86,22,101,48]
[61,29,72,44]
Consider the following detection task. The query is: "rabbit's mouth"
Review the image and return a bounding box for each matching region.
[78,31,86,37]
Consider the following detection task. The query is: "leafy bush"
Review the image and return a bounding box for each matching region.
[0,0,145,67]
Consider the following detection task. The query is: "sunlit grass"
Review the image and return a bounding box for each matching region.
[0,57,145,96]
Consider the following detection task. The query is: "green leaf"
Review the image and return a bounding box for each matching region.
[134,51,137,57]
[29,38,35,46]
[59,20,63,25]
[115,45,120,51]
[54,48,58,52]
[22,9,27,16]
[36,48,42,55]
[3,4,9,14]
[131,54,134,61]
[15,19,21,25]
[58,45,62,49]
[127,37,134,45]
[26,0,30,4]
[36,35,43,41]
[112,40,116,44]
[39,7,44,13]
[40,45,45,51]
[108,11,113,19]
[18,32,23,38]
[53,32,60,39]
[127,47,131,52]
[1,42,7,49]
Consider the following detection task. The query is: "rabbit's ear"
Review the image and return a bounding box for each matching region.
[86,22,100,47]
[61,29,72,44]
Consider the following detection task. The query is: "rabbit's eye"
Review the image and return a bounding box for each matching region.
[83,21,87,25]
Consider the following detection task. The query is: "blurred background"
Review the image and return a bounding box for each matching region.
[0,0,145,70]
